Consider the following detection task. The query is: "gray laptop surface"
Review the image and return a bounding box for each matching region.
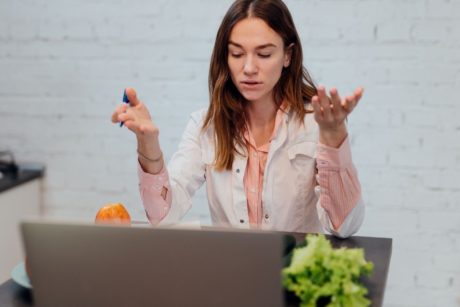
[21,221,285,307]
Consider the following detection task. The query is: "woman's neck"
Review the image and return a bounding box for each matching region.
[245,97,277,129]
[245,96,279,148]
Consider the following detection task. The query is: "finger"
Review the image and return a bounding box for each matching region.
[317,85,332,119]
[125,87,141,107]
[343,96,357,114]
[354,87,364,100]
[317,85,329,107]
[353,87,364,105]
[111,110,119,123]
[111,104,128,123]
[312,99,324,124]
[118,111,134,123]
[311,95,323,121]
[329,87,343,117]
[123,120,136,131]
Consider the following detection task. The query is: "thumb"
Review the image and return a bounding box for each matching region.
[124,87,141,106]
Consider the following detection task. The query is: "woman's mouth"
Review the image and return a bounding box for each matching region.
[240,80,262,89]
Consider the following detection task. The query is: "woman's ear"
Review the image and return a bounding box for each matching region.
[284,43,294,67]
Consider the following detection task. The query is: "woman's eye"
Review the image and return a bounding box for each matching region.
[231,53,243,58]
[258,54,271,58]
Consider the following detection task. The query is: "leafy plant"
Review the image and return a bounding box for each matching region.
[283,234,374,307]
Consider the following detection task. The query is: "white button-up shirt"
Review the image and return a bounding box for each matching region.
[138,109,364,238]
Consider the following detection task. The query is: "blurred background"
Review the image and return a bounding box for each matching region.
[1,0,459,306]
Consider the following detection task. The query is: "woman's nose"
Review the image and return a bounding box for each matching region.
[243,55,258,75]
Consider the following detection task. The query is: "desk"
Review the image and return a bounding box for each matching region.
[0,234,392,307]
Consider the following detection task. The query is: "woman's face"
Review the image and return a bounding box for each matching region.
[228,17,291,105]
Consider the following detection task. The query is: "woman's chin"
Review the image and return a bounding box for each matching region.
[240,91,266,103]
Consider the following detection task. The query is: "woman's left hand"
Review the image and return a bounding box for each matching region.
[311,85,364,148]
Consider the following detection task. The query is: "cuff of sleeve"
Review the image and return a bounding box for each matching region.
[137,160,169,189]
[316,135,353,170]
[137,161,172,224]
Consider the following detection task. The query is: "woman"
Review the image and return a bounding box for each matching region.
[111,0,364,238]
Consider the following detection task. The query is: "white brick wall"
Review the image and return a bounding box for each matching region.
[1,0,460,306]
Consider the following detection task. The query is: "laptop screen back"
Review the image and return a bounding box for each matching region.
[21,221,285,307]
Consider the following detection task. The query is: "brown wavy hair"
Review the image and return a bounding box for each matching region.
[203,0,317,171]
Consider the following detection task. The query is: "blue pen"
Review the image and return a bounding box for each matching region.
[120,89,130,127]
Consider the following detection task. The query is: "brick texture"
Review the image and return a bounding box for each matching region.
[1,0,460,305]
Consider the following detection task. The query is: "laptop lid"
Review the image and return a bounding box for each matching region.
[21,221,285,307]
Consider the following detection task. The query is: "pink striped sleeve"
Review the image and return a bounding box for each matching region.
[316,136,362,230]
[138,161,172,224]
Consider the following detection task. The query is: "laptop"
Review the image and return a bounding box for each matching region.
[21,221,288,307]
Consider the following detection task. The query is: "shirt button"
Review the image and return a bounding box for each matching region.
[240,219,245,223]
[236,169,240,173]
[265,214,269,219]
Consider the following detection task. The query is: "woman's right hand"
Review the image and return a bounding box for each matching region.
[112,87,164,174]
[111,87,159,138]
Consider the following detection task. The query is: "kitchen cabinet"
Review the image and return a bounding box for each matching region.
[0,166,44,283]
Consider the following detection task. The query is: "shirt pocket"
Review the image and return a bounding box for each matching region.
[287,141,317,180]
[287,141,317,160]
[286,141,317,203]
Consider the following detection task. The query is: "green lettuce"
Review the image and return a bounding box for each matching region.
[282,234,374,307]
